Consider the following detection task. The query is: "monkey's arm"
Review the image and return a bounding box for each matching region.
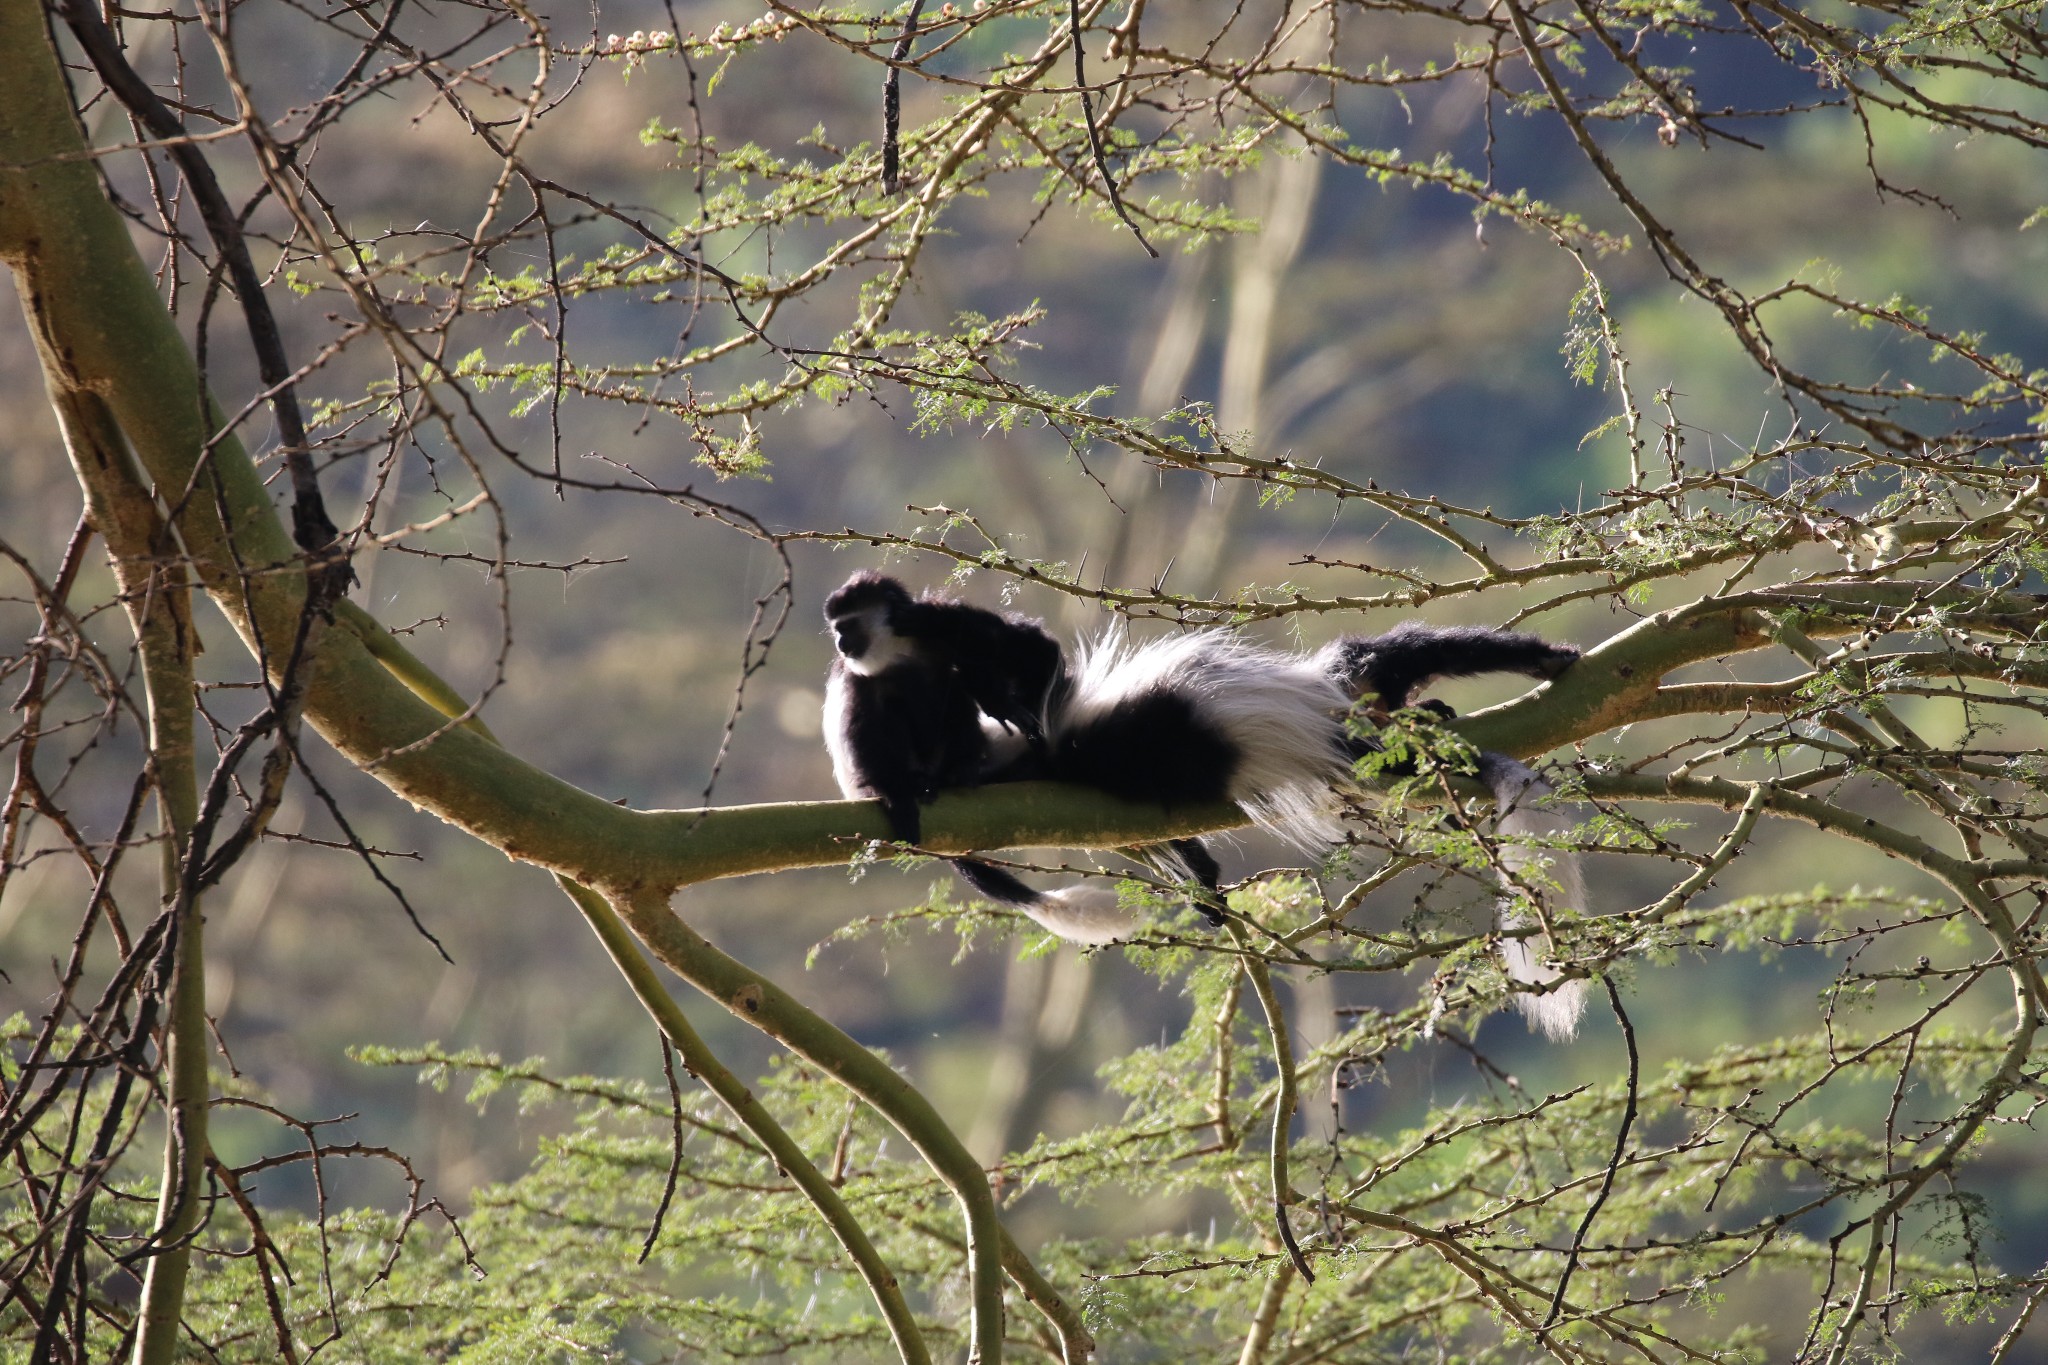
[896,598,1067,738]
[1324,623,1579,710]
[826,670,939,845]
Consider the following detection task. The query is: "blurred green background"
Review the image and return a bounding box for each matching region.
[2,3,2044,1349]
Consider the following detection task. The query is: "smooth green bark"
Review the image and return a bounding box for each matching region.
[45,389,207,1365]
[565,878,941,1365]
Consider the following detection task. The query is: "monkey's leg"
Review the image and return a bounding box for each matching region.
[1167,838,1228,927]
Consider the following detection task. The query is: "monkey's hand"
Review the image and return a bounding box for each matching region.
[876,789,925,846]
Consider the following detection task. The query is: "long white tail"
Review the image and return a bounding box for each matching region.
[1476,754,1590,1040]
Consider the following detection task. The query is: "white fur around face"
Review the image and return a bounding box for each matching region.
[1061,630,1355,849]
[833,606,913,677]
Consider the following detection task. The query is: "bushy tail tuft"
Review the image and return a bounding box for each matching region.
[1023,884,1142,945]
[1476,754,1590,1040]
[1058,630,1356,850]
[949,857,1142,944]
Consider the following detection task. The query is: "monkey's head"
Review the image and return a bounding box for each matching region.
[825,572,916,675]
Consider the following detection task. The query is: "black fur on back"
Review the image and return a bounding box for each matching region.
[896,596,1066,740]
[1050,687,1240,808]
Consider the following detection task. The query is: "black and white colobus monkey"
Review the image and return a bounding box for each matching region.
[1324,628,1590,1036]
[822,571,1107,920]
[822,572,1588,1035]
[1040,624,1589,1034]
[822,570,1063,825]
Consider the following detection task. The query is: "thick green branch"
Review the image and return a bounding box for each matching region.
[1232,933,1313,1286]
[610,887,1097,1364]
[563,877,934,1365]
[45,387,206,1365]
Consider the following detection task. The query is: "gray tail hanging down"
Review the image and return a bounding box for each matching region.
[1475,753,1590,1040]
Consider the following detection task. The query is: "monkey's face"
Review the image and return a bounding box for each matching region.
[830,606,913,676]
